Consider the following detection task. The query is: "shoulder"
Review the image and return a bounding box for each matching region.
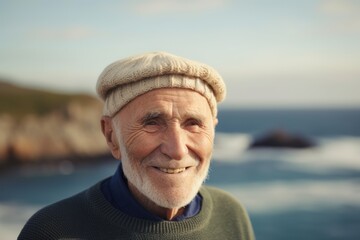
[200,185,243,207]
[18,183,100,240]
[200,185,255,239]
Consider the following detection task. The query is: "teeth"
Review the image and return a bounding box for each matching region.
[158,168,186,174]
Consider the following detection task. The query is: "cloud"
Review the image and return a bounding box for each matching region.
[132,0,229,15]
[30,26,95,40]
[319,0,360,33]
[319,0,360,16]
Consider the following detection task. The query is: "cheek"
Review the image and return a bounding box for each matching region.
[188,132,214,161]
[124,132,161,160]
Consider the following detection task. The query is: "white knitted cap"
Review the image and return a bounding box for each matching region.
[96,52,226,117]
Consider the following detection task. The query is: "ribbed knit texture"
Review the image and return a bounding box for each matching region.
[96,52,226,117]
[18,180,255,240]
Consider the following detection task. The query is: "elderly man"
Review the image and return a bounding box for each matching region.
[19,52,254,239]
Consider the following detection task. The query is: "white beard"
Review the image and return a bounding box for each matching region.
[120,147,209,209]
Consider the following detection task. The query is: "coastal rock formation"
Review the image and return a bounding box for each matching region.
[0,115,15,166]
[0,81,320,167]
[249,129,316,149]
[0,91,110,168]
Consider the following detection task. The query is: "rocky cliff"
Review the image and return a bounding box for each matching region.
[0,81,110,168]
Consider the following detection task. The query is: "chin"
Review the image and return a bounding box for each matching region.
[123,162,209,209]
[145,184,201,209]
[129,172,204,209]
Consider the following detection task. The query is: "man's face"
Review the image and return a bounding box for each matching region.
[112,88,217,209]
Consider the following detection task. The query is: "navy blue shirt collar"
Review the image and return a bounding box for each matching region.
[101,163,202,221]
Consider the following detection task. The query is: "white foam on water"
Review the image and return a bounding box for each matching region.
[280,137,360,172]
[221,179,360,214]
[213,133,360,172]
[0,203,41,240]
[213,133,252,161]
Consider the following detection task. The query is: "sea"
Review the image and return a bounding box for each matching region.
[0,108,359,240]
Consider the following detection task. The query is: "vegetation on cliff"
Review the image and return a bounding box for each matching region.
[0,80,97,120]
[0,79,110,169]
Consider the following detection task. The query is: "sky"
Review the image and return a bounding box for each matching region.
[0,0,359,108]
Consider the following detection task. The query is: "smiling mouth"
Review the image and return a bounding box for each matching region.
[157,167,187,174]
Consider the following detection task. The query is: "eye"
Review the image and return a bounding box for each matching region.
[185,118,202,132]
[142,117,163,132]
[144,119,159,126]
[188,119,200,126]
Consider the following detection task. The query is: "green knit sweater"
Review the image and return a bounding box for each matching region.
[18,181,255,240]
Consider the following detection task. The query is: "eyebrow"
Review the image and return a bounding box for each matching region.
[140,111,163,123]
[181,110,205,121]
[140,110,205,123]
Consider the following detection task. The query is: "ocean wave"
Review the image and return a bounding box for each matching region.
[213,133,360,172]
[213,133,252,161]
[0,203,41,240]
[220,179,360,214]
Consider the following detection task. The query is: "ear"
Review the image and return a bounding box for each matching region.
[213,117,219,127]
[101,116,121,160]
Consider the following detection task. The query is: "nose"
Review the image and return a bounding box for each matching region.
[160,125,188,160]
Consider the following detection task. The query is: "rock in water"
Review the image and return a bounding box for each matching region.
[249,129,316,149]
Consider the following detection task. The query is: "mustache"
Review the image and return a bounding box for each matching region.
[134,150,200,169]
